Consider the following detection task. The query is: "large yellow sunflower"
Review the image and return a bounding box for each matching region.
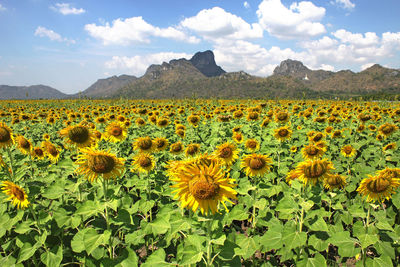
[131,153,156,173]
[1,181,30,209]
[378,123,398,138]
[59,124,96,148]
[273,126,292,142]
[105,122,127,143]
[301,144,325,159]
[213,142,239,167]
[169,160,237,215]
[241,154,273,177]
[323,174,347,190]
[153,137,169,152]
[293,159,334,186]
[0,122,14,149]
[75,148,125,182]
[357,174,400,203]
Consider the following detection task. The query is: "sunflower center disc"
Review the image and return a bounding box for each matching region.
[249,158,265,170]
[110,127,122,136]
[0,127,11,142]
[48,145,58,157]
[277,113,287,121]
[89,155,115,174]
[139,139,152,150]
[187,146,198,155]
[139,157,152,167]
[326,175,341,186]
[157,140,165,148]
[68,126,89,143]
[11,186,25,201]
[247,141,257,149]
[172,144,182,152]
[313,134,323,142]
[344,146,353,154]
[307,147,318,155]
[35,148,44,157]
[382,125,393,134]
[219,147,233,158]
[367,178,390,193]
[279,129,288,137]
[189,178,219,200]
[305,162,326,178]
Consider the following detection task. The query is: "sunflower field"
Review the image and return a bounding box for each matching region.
[0,99,400,266]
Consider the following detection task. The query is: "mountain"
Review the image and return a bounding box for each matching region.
[273,59,334,83]
[0,85,67,100]
[78,74,137,98]
[190,50,226,77]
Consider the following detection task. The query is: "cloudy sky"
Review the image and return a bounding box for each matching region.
[0,0,399,94]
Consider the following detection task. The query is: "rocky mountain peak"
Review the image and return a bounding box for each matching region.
[273,59,310,76]
[190,50,226,77]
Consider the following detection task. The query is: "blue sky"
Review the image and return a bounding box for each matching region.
[0,0,399,94]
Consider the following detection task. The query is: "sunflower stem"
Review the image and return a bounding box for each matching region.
[102,178,113,259]
[29,205,41,234]
[365,204,371,228]
[29,155,35,179]
[252,188,258,229]
[205,219,213,267]
[6,147,14,179]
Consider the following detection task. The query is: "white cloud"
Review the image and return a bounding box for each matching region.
[34,26,76,44]
[181,7,263,42]
[320,64,335,71]
[256,0,326,39]
[332,0,355,10]
[51,3,85,15]
[85,16,199,45]
[244,1,250,9]
[332,29,379,47]
[105,52,192,76]
[0,4,6,11]
[361,63,374,71]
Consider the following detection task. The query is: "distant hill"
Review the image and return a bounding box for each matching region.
[2,51,400,100]
[0,85,67,100]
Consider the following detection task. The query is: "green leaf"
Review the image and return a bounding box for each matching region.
[179,246,203,266]
[17,242,40,263]
[297,253,327,267]
[116,247,138,267]
[260,229,283,252]
[211,234,226,245]
[376,220,394,231]
[234,234,257,260]
[71,229,87,253]
[71,228,107,255]
[75,200,101,218]
[375,241,395,259]
[14,221,32,234]
[308,233,329,252]
[42,182,65,199]
[186,235,207,251]
[146,215,171,236]
[329,231,360,258]
[40,246,63,267]
[357,234,379,249]
[309,217,329,232]
[365,255,393,267]
[142,248,169,267]
[282,231,307,250]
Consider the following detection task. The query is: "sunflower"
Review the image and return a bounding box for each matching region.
[43,133,51,140]
[59,124,95,148]
[175,129,186,139]
[187,115,200,127]
[309,132,324,143]
[232,132,244,143]
[75,148,125,182]
[331,130,343,138]
[133,137,154,153]
[15,135,32,155]
[260,118,270,128]
[273,126,292,142]
[105,122,127,143]
[153,137,169,152]
[1,181,29,209]
[290,146,298,153]
[170,141,184,154]
[245,139,260,153]
[294,159,334,186]
[214,142,239,167]
[169,160,237,215]
[246,112,259,121]
[378,123,398,138]
[341,145,356,158]
[135,117,146,126]
[0,122,14,149]
[95,116,107,124]
[383,143,397,152]
[301,144,325,159]
[42,141,61,163]
[241,154,273,177]
[156,117,169,128]
[32,147,45,160]
[185,144,201,157]
[357,174,400,203]
[323,174,347,190]
[131,153,155,173]
[286,169,299,185]
[275,111,289,124]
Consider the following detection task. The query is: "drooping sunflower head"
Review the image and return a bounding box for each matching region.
[214,142,239,167]
[377,168,400,180]
[32,147,45,160]
[42,141,61,163]
[323,174,347,190]
[275,111,289,124]
[341,145,356,157]
[331,129,343,138]
[232,132,244,143]
[170,141,184,154]
[274,126,292,142]
[135,117,146,126]
[15,135,32,155]
[357,174,400,203]
[0,122,14,149]
[175,129,186,139]
[185,143,201,157]
[75,148,125,182]
[131,153,155,173]
[378,123,398,137]
[383,142,397,152]
[241,154,273,177]
[309,132,324,143]
[301,144,325,159]
[59,124,95,148]
[105,122,127,143]
[133,136,154,153]
[286,169,299,185]
[294,158,334,186]
[260,118,271,128]
[156,117,169,128]
[246,111,259,121]
[187,115,200,127]
[169,160,237,215]
[1,181,30,209]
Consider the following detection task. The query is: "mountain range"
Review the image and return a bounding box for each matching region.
[1,50,400,100]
